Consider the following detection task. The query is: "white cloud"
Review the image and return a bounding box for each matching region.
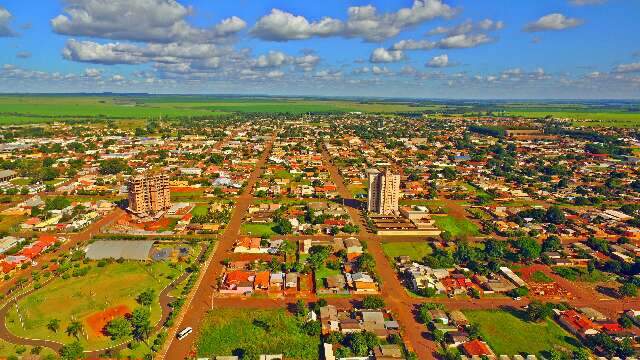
[427,54,449,68]
[371,65,390,75]
[392,39,435,51]
[570,0,606,5]
[437,33,493,48]
[524,13,583,32]
[428,19,503,36]
[614,62,640,73]
[84,68,102,77]
[392,33,493,51]
[250,9,343,41]
[0,6,16,37]
[370,48,405,63]
[51,0,245,43]
[16,51,31,59]
[252,0,458,42]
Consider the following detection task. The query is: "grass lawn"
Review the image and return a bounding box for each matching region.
[531,271,554,283]
[552,267,612,283]
[170,190,205,201]
[347,184,367,198]
[314,266,342,289]
[0,338,58,358]
[240,223,276,237]
[0,215,25,233]
[434,215,479,238]
[191,205,209,217]
[196,308,319,359]
[381,241,433,261]
[5,260,180,351]
[464,310,579,356]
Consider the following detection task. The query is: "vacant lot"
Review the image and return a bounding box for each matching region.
[434,215,479,238]
[196,308,319,359]
[464,310,578,356]
[5,261,179,350]
[240,223,276,237]
[382,241,433,261]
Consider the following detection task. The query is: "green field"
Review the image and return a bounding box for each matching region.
[0,95,447,124]
[196,308,319,359]
[191,205,210,217]
[240,223,276,237]
[314,266,342,289]
[464,310,578,356]
[433,215,479,238]
[5,261,180,351]
[381,241,433,261]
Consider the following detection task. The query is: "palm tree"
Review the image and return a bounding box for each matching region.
[47,319,60,333]
[66,320,84,339]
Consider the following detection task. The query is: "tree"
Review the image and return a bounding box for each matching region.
[356,253,376,273]
[47,319,60,333]
[362,295,385,309]
[526,301,552,322]
[619,283,638,298]
[542,235,561,252]
[65,321,84,340]
[131,307,152,342]
[545,206,566,224]
[512,237,542,262]
[137,288,155,306]
[106,316,132,340]
[294,299,307,317]
[572,348,590,360]
[99,159,130,175]
[59,342,84,360]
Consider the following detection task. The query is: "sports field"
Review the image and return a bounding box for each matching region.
[4,261,179,350]
[196,308,320,359]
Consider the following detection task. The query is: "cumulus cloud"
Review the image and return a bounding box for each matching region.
[428,19,503,36]
[370,48,405,63]
[427,54,450,67]
[51,0,246,43]
[437,33,493,48]
[392,33,492,51]
[0,6,16,37]
[84,68,102,78]
[250,9,343,41]
[252,0,458,42]
[614,62,640,73]
[524,13,583,32]
[371,65,391,75]
[392,39,435,51]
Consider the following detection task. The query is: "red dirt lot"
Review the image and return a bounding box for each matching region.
[86,305,131,337]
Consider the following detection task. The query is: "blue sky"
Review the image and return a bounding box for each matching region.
[0,0,639,98]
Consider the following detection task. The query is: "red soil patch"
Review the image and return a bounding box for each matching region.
[86,305,131,336]
[170,187,201,193]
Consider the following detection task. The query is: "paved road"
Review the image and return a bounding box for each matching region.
[321,146,441,360]
[0,207,124,296]
[161,136,275,360]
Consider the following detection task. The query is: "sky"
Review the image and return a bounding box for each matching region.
[0,0,639,99]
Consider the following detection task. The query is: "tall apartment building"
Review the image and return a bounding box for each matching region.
[127,173,171,216]
[367,168,400,215]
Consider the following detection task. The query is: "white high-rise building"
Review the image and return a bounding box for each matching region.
[367,168,400,215]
